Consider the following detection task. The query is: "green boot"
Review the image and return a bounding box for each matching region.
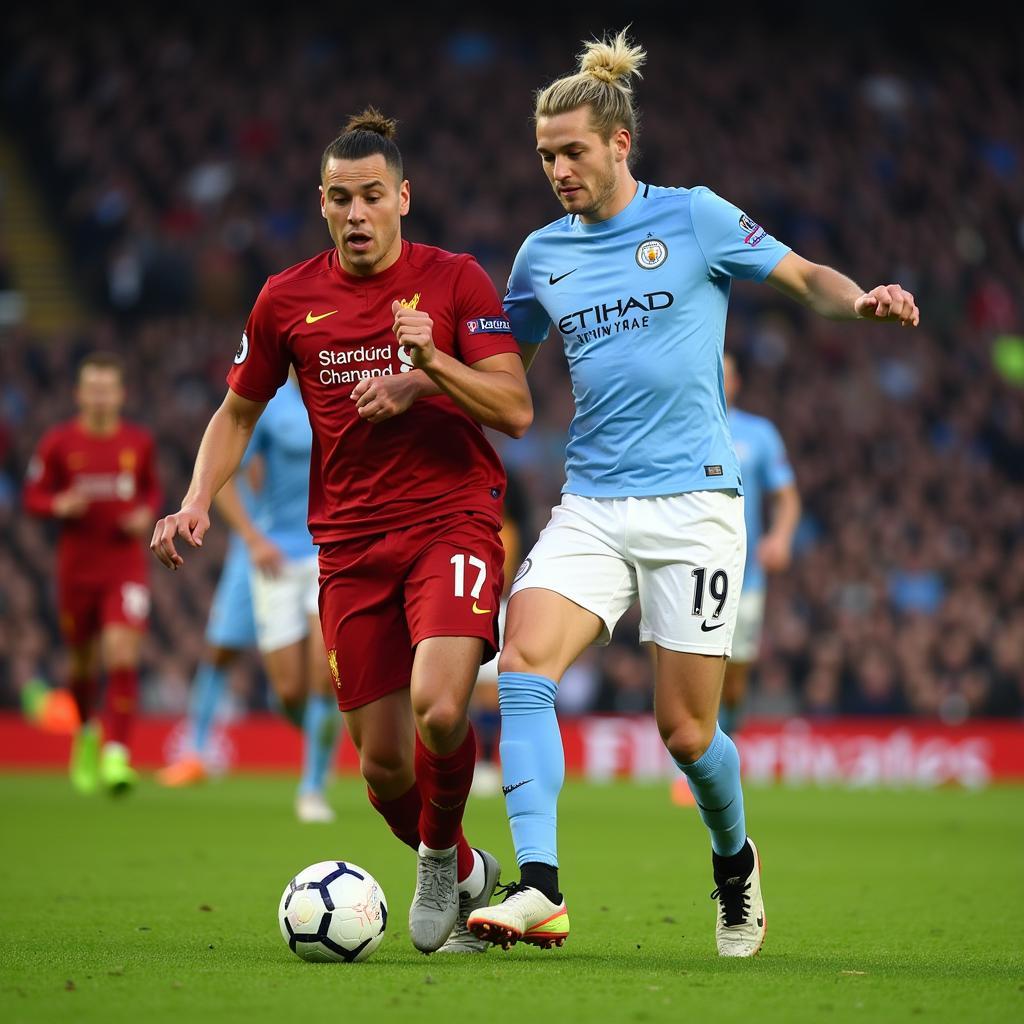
[99,743,138,796]
[70,723,101,794]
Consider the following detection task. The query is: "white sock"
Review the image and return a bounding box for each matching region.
[459,849,485,898]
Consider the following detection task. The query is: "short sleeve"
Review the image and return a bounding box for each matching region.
[689,187,791,282]
[227,282,290,402]
[760,421,795,492]
[503,238,551,344]
[453,258,521,365]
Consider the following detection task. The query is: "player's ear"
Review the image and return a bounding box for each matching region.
[399,179,411,217]
[318,185,327,219]
[613,127,631,165]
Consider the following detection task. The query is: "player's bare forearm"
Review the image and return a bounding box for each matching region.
[767,253,863,319]
[770,484,801,544]
[418,349,533,438]
[151,389,265,570]
[350,369,441,423]
[182,392,265,510]
[759,484,801,573]
[390,301,532,436]
[768,252,919,325]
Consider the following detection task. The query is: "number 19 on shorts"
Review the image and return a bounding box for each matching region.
[691,567,729,619]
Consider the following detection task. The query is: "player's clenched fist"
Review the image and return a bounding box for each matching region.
[854,284,920,327]
[350,374,419,423]
[391,300,436,368]
[151,503,210,571]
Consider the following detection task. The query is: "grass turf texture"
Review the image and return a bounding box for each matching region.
[1,775,1021,1024]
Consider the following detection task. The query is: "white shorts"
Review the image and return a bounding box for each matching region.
[251,555,320,654]
[511,491,745,656]
[730,588,766,663]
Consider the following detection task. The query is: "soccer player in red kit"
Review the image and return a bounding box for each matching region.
[24,352,160,795]
[151,109,533,954]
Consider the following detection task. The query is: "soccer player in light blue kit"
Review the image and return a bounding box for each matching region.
[719,352,801,736]
[160,375,341,822]
[157,484,259,786]
[468,31,919,956]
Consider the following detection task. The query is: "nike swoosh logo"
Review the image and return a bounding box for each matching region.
[472,602,492,615]
[548,269,577,285]
[306,310,338,324]
[502,779,532,796]
[700,621,726,632]
[429,797,464,811]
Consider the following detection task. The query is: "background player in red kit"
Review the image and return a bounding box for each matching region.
[24,352,160,795]
[151,109,533,954]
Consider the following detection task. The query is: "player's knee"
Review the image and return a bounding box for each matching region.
[273,677,305,708]
[660,718,715,766]
[413,699,464,748]
[497,639,545,677]
[360,751,411,796]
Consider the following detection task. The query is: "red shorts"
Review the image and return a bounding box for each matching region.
[58,574,151,647]
[319,513,504,712]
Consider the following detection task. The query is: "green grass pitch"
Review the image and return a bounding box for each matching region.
[1,774,1021,1023]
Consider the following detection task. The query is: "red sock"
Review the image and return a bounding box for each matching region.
[70,676,98,725]
[103,668,138,746]
[367,783,421,851]
[416,728,476,880]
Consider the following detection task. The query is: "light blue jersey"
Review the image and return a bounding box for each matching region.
[206,477,258,649]
[505,183,790,497]
[729,407,795,593]
[248,379,316,561]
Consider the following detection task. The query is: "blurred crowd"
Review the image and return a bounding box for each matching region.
[1,6,1021,720]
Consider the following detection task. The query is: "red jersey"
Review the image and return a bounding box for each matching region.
[227,241,519,543]
[23,420,161,583]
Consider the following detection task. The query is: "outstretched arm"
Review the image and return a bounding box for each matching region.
[150,388,266,570]
[767,252,919,326]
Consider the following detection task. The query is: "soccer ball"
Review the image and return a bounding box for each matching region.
[278,861,388,963]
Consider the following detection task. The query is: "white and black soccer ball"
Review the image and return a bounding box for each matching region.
[278,861,388,963]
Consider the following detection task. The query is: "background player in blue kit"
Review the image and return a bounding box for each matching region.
[468,30,919,957]
[719,351,801,736]
[159,376,340,822]
[157,485,258,787]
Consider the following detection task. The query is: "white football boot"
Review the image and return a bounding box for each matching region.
[467,883,569,950]
[711,838,766,957]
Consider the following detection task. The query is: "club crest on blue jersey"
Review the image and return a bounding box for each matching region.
[466,316,511,334]
[635,237,668,269]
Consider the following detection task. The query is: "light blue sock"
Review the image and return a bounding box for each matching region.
[498,672,563,868]
[299,695,340,795]
[674,724,747,857]
[189,662,227,755]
